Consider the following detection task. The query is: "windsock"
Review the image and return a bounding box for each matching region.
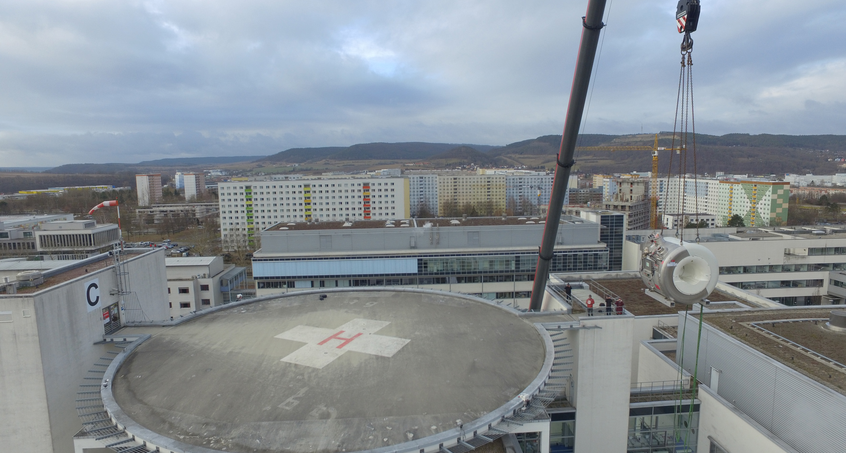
[89,200,119,215]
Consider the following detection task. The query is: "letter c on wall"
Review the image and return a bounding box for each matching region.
[86,279,101,312]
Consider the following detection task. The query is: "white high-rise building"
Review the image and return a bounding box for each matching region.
[505,173,554,214]
[407,174,439,216]
[657,177,790,227]
[174,172,185,189]
[183,173,206,201]
[218,177,411,250]
[135,174,162,207]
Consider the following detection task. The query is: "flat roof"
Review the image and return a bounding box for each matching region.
[5,250,151,294]
[705,308,846,396]
[265,216,578,232]
[558,278,740,316]
[112,290,546,453]
[0,258,76,272]
[165,256,217,266]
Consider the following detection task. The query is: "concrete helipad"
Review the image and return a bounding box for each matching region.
[111,290,547,453]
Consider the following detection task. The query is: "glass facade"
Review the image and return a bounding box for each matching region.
[600,213,625,271]
[550,411,576,453]
[628,403,699,453]
[721,263,846,274]
[255,249,609,286]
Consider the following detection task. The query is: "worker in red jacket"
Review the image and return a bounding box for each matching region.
[585,296,595,316]
[615,298,625,315]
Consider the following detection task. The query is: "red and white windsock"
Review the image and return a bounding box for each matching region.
[88,200,119,215]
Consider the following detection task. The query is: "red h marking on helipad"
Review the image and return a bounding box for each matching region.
[274,318,410,369]
[318,331,363,348]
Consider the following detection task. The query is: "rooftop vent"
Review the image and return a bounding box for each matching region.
[16,271,44,287]
[827,310,846,331]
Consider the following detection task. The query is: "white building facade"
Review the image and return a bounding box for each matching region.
[407,174,439,216]
[183,172,206,201]
[165,256,233,319]
[658,177,789,227]
[135,174,162,207]
[0,249,170,453]
[218,177,411,250]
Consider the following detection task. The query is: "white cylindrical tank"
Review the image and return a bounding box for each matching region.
[639,233,718,304]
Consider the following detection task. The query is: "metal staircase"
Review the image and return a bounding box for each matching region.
[503,327,574,427]
[74,340,156,453]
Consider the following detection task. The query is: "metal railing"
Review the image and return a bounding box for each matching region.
[630,380,697,402]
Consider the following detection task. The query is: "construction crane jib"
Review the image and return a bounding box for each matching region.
[576,134,665,229]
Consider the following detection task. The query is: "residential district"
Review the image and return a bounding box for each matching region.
[2,168,845,453]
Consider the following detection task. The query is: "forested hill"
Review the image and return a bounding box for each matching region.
[32,133,846,177]
[489,133,846,175]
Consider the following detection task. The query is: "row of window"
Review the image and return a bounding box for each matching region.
[727,279,824,290]
[169,299,211,309]
[721,263,846,274]
[220,181,397,192]
[257,275,539,289]
[166,284,210,294]
[0,232,33,239]
[0,241,36,250]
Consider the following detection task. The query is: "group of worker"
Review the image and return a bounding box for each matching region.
[563,282,625,316]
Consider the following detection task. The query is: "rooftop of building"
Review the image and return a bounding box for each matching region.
[3,249,153,294]
[0,213,74,229]
[264,216,584,232]
[0,258,77,273]
[628,226,846,243]
[557,278,741,316]
[165,256,218,267]
[111,289,546,453]
[703,307,846,396]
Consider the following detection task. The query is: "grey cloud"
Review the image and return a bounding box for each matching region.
[0,1,844,167]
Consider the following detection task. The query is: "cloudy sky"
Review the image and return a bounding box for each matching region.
[0,0,844,167]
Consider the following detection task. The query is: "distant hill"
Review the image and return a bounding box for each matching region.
[137,156,266,166]
[44,164,139,174]
[428,146,501,167]
[45,155,265,174]
[34,133,846,178]
[483,133,846,175]
[259,142,497,164]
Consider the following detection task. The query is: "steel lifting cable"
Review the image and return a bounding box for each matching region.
[688,52,701,243]
[662,56,686,237]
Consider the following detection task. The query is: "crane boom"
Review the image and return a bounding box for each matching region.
[528,0,608,312]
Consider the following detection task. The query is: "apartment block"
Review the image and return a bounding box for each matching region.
[658,177,789,227]
[218,177,411,250]
[183,172,206,201]
[135,174,162,207]
[437,174,506,215]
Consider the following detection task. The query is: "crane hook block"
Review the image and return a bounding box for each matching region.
[676,0,701,34]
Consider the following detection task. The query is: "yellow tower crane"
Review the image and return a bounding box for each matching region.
[576,134,663,229]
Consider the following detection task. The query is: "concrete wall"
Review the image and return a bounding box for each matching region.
[0,249,169,453]
[629,315,677,384]
[697,386,798,453]
[573,316,633,453]
[0,295,54,453]
[122,250,170,323]
[636,342,682,384]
